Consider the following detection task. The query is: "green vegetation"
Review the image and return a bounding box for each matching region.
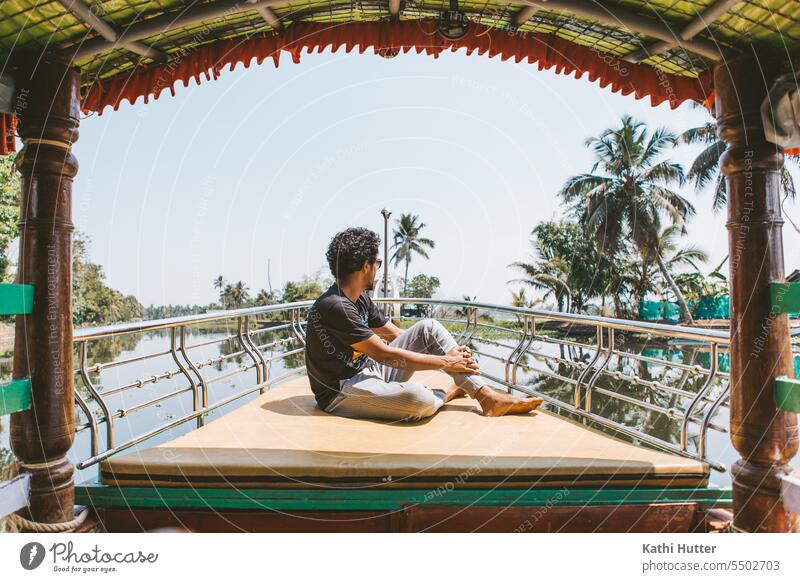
[211,270,331,310]
[72,233,144,325]
[680,118,797,213]
[0,155,19,277]
[391,213,435,296]
[405,274,440,298]
[510,115,735,323]
[509,220,618,313]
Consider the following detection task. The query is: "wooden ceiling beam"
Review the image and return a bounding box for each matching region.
[56,0,169,61]
[519,0,722,60]
[624,0,740,63]
[513,6,539,27]
[248,0,284,31]
[63,0,287,62]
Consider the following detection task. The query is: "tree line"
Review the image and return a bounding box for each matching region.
[509,114,796,324]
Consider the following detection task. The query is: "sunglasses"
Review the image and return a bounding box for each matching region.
[374,258,383,269]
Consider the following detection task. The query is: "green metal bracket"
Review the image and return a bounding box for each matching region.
[775,376,800,413]
[0,377,31,415]
[769,281,800,315]
[0,284,33,315]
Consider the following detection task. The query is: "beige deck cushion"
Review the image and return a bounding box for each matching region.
[101,371,709,489]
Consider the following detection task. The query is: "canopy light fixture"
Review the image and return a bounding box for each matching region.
[437,0,470,41]
[377,47,400,59]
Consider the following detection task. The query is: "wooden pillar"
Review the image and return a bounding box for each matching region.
[10,56,79,526]
[715,51,799,532]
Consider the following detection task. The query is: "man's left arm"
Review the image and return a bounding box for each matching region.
[365,295,401,342]
[371,320,403,342]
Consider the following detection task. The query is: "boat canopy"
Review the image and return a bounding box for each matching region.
[2,0,800,154]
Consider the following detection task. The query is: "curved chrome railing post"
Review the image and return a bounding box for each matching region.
[73,387,99,459]
[700,381,730,460]
[463,307,479,344]
[584,327,614,413]
[290,308,306,346]
[296,308,307,342]
[681,342,718,452]
[79,340,114,449]
[454,308,473,344]
[512,316,536,386]
[573,323,603,408]
[171,326,200,419]
[178,325,208,428]
[247,319,270,385]
[238,316,263,385]
[504,316,530,388]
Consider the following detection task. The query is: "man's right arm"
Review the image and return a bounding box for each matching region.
[351,335,479,375]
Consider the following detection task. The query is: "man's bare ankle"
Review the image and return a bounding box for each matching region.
[474,386,496,402]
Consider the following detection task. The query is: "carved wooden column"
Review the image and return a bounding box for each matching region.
[10,55,79,526]
[715,51,799,532]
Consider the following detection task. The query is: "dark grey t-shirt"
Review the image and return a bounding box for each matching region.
[304,284,388,409]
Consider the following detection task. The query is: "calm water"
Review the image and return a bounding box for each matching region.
[0,327,797,488]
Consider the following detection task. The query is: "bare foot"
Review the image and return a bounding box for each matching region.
[445,386,467,402]
[475,387,544,417]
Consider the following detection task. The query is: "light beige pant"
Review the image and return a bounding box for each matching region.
[324,319,486,422]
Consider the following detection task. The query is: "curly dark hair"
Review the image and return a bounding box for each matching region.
[326,227,381,280]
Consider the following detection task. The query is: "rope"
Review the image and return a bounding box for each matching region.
[5,507,89,533]
[14,138,74,171]
[20,455,68,471]
[0,457,89,533]
[21,138,73,150]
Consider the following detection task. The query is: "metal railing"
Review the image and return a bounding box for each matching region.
[70,298,731,473]
[72,301,313,470]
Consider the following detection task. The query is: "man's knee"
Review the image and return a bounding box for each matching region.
[401,383,443,421]
[419,317,446,337]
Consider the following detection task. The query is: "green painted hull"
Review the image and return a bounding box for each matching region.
[76,482,732,512]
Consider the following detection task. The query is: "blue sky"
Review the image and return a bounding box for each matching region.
[66,48,800,307]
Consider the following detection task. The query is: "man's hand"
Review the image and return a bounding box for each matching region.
[441,349,480,375]
[448,345,472,358]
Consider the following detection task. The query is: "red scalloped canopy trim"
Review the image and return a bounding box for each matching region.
[1,113,15,155]
[82,20,713,115]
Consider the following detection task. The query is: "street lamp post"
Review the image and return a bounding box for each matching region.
[381,208,391,314]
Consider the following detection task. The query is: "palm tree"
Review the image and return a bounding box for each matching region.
[254,288,276,305]
[509,288,542,323]
[644,224,708,323]
[680,119,797,212]
[391,213,435,295]
[508,255,572,312]
[559,115,697,322]
[222,281,250,308]
[510,288,534,309]
[233,281,250,306]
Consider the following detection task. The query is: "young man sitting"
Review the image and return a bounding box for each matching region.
[304,227,544,421]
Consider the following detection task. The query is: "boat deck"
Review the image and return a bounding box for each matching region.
[100,371,709,490]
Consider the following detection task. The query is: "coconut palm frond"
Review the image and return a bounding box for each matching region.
[687,140,725,190]
[679,123,717,146]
